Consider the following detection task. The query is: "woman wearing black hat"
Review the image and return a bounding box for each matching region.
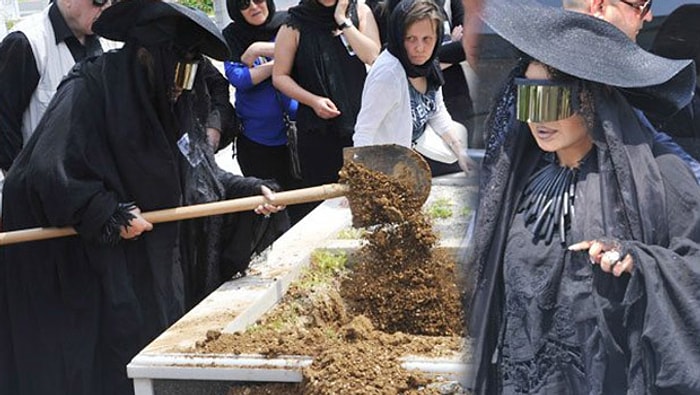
[466,1,700,393]
[0,1,284,394]
[272,0,380,219]
[222,0,302,223]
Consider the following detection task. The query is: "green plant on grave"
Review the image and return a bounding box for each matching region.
[460,206,472,217]
[336,227,366,240]
[5,19,18,30]
[323,327,340,341]
[425,197,454,219]
[178,0,214,15]
[247,301,302,333]
[298,250,348,290]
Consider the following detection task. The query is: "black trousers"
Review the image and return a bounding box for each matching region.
[235,134,305,224]
[294,127,353,221]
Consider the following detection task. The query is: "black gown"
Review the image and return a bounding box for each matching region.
[467,81,700,394]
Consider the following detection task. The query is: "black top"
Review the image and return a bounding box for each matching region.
[286,1,366,136]
[497,152,629,394]
[0,3,102,171]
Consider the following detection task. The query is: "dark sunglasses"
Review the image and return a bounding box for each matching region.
[238,0,265,11]
[618,0,652,18]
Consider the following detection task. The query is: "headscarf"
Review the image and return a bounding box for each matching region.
[223,0,286,62]
[386,0,444,84]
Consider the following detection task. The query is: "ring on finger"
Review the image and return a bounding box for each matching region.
[603,250,621,266]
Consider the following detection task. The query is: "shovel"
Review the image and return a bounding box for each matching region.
[0,145,431,246]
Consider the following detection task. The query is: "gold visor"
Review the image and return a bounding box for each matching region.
[174,61,199,91]
[515,78,577,123]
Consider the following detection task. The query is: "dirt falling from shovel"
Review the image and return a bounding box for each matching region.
[339,161,464,337]
[197,162,466,395]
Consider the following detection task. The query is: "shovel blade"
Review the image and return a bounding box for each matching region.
[343,144,432,206]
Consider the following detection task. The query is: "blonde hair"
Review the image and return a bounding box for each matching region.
[402,0,444,35]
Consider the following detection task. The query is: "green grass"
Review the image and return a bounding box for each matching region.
[178,0,214,14]
[424,198,454,219]
[460,206,472,217]
[5,19,18,30]
[335,227,365,240]
[297,250,348,290]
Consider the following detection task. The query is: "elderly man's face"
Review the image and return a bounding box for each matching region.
[59,0,112,41]
[597,0,652,41]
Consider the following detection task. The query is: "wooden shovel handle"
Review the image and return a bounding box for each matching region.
[0,183,349,246]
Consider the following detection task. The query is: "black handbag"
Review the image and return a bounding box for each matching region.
[283,113,302,181]
[276,92,302,181]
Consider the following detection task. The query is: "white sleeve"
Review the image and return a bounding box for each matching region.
[353,75,398,147]
[427,88,455,136]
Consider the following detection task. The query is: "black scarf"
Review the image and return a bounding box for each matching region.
[287,0,357,32]
[386,0,443,85]
[223,0,286,63]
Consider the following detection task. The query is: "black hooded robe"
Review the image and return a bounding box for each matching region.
[0,40,281,394]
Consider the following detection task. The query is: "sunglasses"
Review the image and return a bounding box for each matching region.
[238,0,265,11]
[618,0,652,18]
[515,78,581,123]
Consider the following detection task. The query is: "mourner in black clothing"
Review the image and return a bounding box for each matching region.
[0,1,284,394]
[466,1,700,393]
[272,0,380,218]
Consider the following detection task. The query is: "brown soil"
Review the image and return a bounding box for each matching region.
[195,162,467,394]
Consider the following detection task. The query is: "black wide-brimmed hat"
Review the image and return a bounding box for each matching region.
[651,4,700,70]
[93,0,230,61]
[481,0,696,115]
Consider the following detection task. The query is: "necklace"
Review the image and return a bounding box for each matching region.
[518,152,591,245]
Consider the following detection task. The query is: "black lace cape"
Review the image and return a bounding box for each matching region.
[466,72,700,393]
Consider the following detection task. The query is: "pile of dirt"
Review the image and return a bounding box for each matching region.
[195,162,467,394]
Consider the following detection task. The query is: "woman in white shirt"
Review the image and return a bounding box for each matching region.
[353,0,474,175]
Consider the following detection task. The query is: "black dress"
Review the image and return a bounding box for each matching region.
[467,82,700,394]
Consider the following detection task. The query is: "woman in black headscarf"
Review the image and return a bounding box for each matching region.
[0,1,283,393]
[353,0,474,176]
[272,0,380,219]
[466,1,700,393]
[222,0,301,222]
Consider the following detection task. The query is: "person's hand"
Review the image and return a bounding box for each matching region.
[568,238,634,277]
[458,149,478,174]
[120,207,153,240]
[206,127,221,150]
[334,0,350,26]
[241,42,268,67]
[311,97,341,119]
[451,25,464,42]
[254,185,286,217]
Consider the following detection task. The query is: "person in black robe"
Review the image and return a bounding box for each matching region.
[0,1,284,394]
[465,1,700,393]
